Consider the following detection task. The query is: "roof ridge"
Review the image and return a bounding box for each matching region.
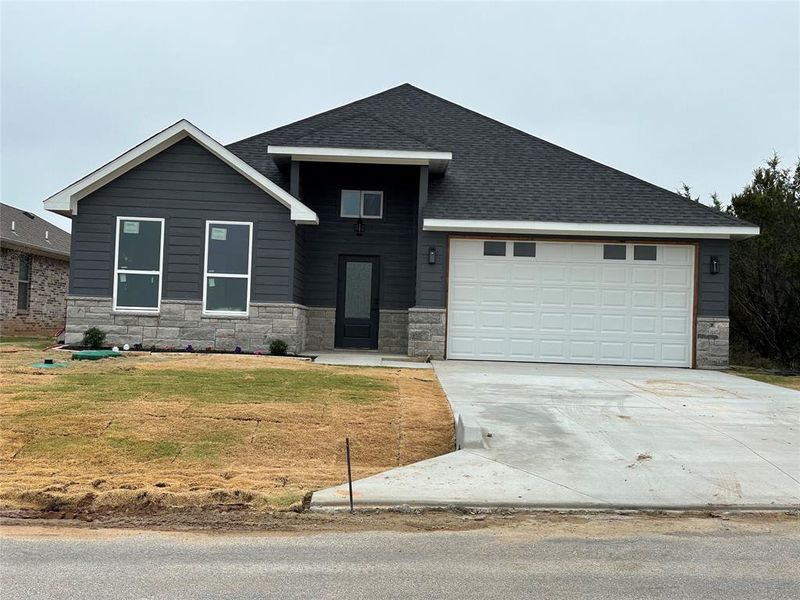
[406,86,748,226]
[229,83,415,147]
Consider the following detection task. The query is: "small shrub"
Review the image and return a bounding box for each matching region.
[81,327,106,349]
[269,339,288,356]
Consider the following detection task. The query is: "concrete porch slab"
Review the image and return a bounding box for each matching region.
[310,350,432,369]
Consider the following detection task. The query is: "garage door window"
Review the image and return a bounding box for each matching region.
[603,244,627,260]
[483,241,506,256]
[513,242,536,257]
[634,245,657,261]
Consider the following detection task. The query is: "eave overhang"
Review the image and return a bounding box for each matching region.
[267,145,452,175]
[423,219,760,240]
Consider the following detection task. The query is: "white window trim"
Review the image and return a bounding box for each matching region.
[360,190,383,219]
[202,220,253,317]
[113,216,165,313]
[340,190,361,218]
[340,190,384,219]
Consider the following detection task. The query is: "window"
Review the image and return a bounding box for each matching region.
[17,254,31,312]
[203,221,252,315]
[603,244,627,260]
[634,245,657,261]
[113,217,164,311]
[513,242,536,257]
[483,241,506,256]
[340,190,383,219]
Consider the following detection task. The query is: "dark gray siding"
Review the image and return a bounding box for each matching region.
[415,230,448,307]
[698,239,730,317]
[414,167,447,308]
[293,225,306,304]
[69,137,294,303]
[297,162,418,309]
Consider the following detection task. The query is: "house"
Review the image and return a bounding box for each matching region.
[43,84,757,367]
[1,203,71,336]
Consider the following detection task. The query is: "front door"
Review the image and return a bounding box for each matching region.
[335,255,380,349]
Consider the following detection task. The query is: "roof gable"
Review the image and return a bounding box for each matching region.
[228,84,755,235]
[44,120,318,224]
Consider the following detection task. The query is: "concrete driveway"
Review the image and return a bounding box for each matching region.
[313,362,800,509]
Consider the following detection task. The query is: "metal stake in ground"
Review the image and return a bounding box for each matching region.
[345,437,354,514]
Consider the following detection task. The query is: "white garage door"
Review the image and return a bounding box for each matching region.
[447,239,695,367]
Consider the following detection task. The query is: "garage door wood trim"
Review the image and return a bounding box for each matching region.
[445,235,700,368]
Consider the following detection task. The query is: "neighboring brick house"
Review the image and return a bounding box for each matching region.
[1,203,71,336]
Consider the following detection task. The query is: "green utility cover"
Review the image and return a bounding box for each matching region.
[31,361,69,369]
[71,350,122,361]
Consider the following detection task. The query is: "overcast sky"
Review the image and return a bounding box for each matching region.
[2,1,798,232]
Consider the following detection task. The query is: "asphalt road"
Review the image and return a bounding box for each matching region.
[1,524,798,599]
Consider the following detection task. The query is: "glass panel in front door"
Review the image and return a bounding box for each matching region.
[344,261,372,319]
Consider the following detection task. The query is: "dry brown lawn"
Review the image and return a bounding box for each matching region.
[0,343,453,512]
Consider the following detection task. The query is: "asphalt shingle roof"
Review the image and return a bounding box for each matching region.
[228,84,749,228]
[0,203,70,259]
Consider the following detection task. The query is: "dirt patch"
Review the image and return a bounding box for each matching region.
[0,347,454,512]
[0,507,796,538]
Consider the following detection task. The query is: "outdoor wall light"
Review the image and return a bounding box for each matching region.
[355,218,365,236]
[428,247,437,265]
[710,256,720,275]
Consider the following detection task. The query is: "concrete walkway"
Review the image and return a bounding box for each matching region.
[311,350,432,369]
[312,362,800,510]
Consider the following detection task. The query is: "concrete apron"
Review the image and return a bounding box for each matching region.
[311,361,800,511]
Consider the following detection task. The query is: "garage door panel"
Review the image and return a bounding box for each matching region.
[663,291,690,309]
[600,314,627,334]
[662,316,689,335]
[572,266,599,284]
[540,312,567,331]
[631,290,658,309]
[541,288,568,306]
[479,310,506,328]
[510,311,537,329]
[661,246,693,265]
[663,268,691,286]
[569,340,597,360]
[447,239,694,367]
[570,313,596,332]
[602,266,628,284]
[602,289,627,308]
[631,315,657,334]
[632,269,658,285]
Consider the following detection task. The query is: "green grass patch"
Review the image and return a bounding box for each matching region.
[15,402,93,419]
[108,438,182,460]
[0,336,53,350]
[732,370,800,391]
[10,368,394,405]
[16,435,88,458]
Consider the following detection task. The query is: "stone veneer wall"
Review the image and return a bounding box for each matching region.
[378,309,409,355]
[305,307,336,351]
[65,297,307,354]
[407,307,446,359]
[696,316,730,369]
[1,248,69,336]
[304,307,409,354]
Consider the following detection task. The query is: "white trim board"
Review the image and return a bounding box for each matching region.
[267,145,452,174]
[112,216,165,313]
[43,120,319,224]
[202,220,253,317]
[423,219,760,240]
